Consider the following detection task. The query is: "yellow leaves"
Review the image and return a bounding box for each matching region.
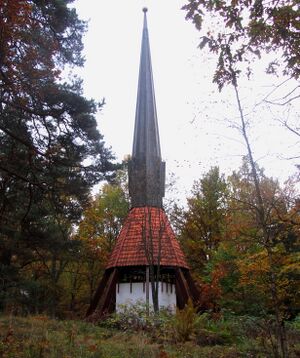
[75,183,129,266]
[280,252,300,275]
[236,243,300,311]
[238,249,271,289]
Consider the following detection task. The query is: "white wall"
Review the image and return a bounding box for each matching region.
[116,282,176,313]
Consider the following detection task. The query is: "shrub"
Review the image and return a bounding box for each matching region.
[100,301,172,333]
[171,299,198,342]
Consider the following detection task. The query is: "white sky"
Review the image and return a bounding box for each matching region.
[74,0,299,204]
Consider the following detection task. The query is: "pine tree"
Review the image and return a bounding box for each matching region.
[0,0,114,311]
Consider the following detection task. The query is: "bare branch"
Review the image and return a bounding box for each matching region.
[265,94,300,106]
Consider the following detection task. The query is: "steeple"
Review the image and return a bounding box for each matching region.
[128,8,166,208]
[85,10,199,320]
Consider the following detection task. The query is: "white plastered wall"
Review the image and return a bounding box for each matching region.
[116,282,176,312]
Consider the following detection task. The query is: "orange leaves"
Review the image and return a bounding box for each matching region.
[0,1,32,54]
[198,279,222,311]
[0,1,32,89]
[0,0,73,99]
[175,161,299,319]
[0,1,32,31]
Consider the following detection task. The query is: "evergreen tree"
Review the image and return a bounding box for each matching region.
[0,0,114,311]
[175,167,228,277]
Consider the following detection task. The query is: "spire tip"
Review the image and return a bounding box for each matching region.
[142,7,148,13]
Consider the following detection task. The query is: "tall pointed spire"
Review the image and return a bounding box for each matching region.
[128,8,165,208]
[132,7,161,159]
[85,10,199,320]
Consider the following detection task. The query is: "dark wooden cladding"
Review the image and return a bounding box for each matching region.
[101,269,118,314]
[85,268,118,319]
[86,269,111,317]
[184,270,201,305]
[175,268,190,309]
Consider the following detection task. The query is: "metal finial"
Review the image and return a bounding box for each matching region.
[142,7,148,13]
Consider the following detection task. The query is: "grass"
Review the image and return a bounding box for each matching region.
[0,315,160,358]
[0,313,299,358]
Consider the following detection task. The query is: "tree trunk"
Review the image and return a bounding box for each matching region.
[229,60,289,357]
[146,266,150,315]
[149,265,159,313]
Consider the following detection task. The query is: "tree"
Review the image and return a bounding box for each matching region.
[183,2,300,353]
[202,241,241,313]
[175,160,298,355]
[228,158,297,357]
[230,162,300,326]
[64,179,129,314]
[171,167,228,312]
[0,0,114,310]
[141,208,164,313]
[77,181,129,257]
[183,0,300,148]
[174,167,228,277]
[183,0,300,90]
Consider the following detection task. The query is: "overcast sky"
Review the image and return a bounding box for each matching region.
[74,1,299,204]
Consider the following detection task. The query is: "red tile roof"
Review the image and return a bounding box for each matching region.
[106,207,188,269]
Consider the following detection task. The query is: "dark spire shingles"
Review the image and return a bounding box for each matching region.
[129,10,165,208]
[132,9,161,159]
[107,11,188,270]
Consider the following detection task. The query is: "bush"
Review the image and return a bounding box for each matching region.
[171,299,198,342]
[100,301,172,333]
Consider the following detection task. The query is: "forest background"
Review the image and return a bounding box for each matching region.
[0,1,299,357]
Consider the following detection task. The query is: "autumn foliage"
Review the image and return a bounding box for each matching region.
[183,0,300,89]
[174,162,299,321]
[0,0,114,315]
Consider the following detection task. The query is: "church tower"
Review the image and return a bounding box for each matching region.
[86,9,199,319]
